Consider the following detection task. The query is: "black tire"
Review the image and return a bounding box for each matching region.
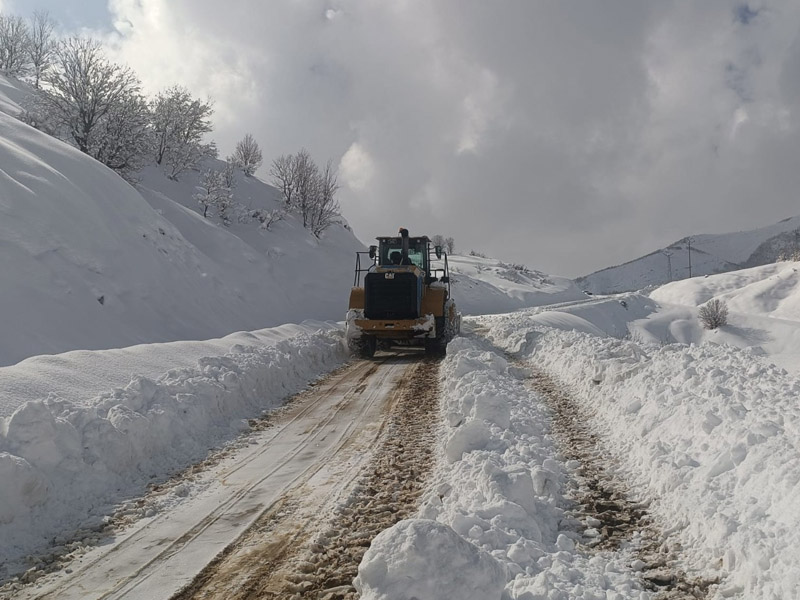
[349,334,377,359]
[424,336,446,357]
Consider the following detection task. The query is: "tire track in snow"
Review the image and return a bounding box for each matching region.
[524,366,718,599]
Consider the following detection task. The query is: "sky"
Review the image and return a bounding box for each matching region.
[6,0,800,278]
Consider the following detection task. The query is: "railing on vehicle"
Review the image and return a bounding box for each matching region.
[353,251,376,287]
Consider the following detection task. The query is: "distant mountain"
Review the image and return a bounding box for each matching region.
[576,215,800,294]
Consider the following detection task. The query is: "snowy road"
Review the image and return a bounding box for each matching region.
[13,354,421,600]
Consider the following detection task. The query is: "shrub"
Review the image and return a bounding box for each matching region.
[699,299,728,329]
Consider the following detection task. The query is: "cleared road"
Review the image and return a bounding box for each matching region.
[18,353,425,600]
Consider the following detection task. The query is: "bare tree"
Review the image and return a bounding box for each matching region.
[26,10,55,88]
[232,133,263,176]
[431,234,445,248]
[698,299,728,330]
[270,153,298,207]
[445,237,455,254]
[150,85,216,180]
[309,159,340,237]
[0,14,29,76]
[292,148,318,228]
[270,149,341,237]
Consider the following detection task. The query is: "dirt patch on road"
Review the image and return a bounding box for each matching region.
[174,357,441,600]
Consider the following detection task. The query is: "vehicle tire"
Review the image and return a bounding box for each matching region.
[349,334,377,359]
[424,335,446,357]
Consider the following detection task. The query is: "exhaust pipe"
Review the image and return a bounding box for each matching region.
[399,227,410,263]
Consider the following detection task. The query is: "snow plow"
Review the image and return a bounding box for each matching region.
[346,228,461,358]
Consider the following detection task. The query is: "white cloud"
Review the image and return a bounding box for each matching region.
[339,142,374,192]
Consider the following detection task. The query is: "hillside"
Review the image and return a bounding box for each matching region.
[0,74,363,366]
[577,216,800,294]
[448,253,583,314]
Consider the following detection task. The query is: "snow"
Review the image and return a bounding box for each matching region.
[449,254,584,315]
[578,215,800,294]
[354,519,507,600]
[360,335,654,599]
[0,69,583,578]
[482,320,800,599]
[6,62,800,598]
[359,264,800,599]
[0,322,347,573]
[0,73,363,367]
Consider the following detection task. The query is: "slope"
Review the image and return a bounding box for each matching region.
[578,215,800,294]
[0,74,362,367]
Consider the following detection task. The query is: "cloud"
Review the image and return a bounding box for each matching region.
[94,0,800,276]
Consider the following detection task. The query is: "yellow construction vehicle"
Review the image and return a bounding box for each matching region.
[346,228,460,358]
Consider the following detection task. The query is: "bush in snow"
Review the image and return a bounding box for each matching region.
[699,298,728,329]
[232,133,263,176]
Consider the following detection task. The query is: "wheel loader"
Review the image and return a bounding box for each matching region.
[346,228,461,358]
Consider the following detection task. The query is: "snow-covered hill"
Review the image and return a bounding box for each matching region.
[577,216,800,294]
[449,253,583,314]
[0,74,366,367]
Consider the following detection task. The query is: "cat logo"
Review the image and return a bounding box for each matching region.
[384,272,395,279]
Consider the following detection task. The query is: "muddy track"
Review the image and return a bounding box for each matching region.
[174,357,441,600]
[525,367,717,599]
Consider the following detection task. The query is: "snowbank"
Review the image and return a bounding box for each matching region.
[360,335,653,598]
[354,519,506,600]
[0,323,347,573]
[487,318,800,599]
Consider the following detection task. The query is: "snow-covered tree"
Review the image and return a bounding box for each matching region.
[91,89,152,182]
[221,156,237,189]
[0,14,29,76]
[431,234,455,254]
[232,133,262,176]
[150,85,216,180]
[194,168,233,224]
[36,37,141,154]
[26,10,55,88]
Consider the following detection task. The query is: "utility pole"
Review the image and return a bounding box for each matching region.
[794,229,799,260]
[662,249,673,282]
[687,237,693,278]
